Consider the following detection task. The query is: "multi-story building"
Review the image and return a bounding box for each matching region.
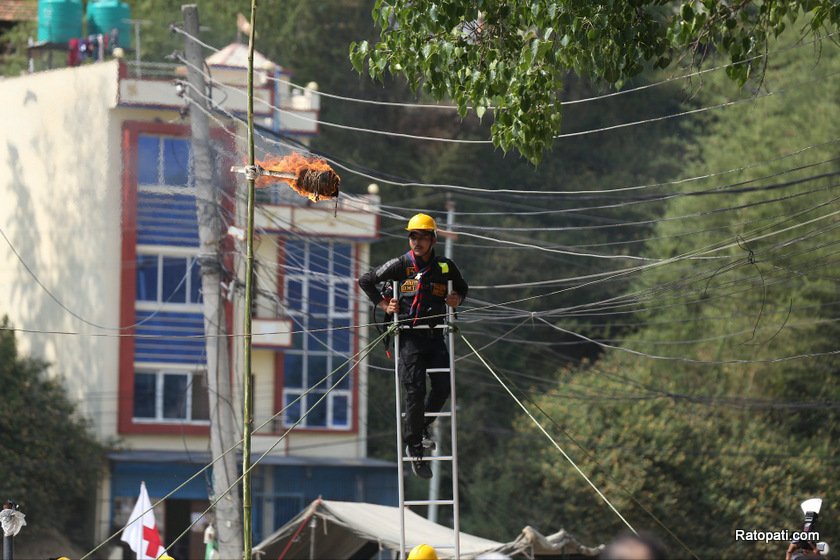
[0,47,393,559]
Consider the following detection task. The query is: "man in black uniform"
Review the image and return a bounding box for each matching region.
[359,213,468,479]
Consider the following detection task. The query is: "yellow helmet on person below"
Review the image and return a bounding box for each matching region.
[407,543,439,560]
[406,213,437,233]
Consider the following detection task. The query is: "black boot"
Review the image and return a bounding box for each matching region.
[405,444,433,479]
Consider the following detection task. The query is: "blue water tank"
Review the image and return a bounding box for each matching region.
[37,0,83,43]
[86,0,132,48]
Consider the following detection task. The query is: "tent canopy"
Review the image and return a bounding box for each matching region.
[252,499,502,559]
[252,499,603,560]
[490,525,603,558]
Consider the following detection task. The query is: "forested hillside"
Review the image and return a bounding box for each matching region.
[466,34,840,558]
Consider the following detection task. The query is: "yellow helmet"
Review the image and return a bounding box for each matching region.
[407,543,439,560]
[406,213,437,233]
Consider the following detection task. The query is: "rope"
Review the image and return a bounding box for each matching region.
[459,334,638,534]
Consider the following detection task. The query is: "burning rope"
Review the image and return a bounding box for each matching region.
[231,152,341,203]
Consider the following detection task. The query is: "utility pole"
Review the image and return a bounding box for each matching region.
[182,6,243,559]
[241,1,259,558]
[428,195,456,523]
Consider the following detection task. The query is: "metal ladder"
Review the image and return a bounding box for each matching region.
[392,281,460,559]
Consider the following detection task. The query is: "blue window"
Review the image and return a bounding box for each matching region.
[133,373,156,418]
[283,394,301,425]
[281,240,355,430]
[136,254,201,306]
[190,259,202,303]
[308,318,329,348]
[309,282,329,315]
[137,136,160,185]
[309,244,329,275]
[286,279,303,311]
[162,138,191,186]
[163,374,187,419]
[332,320,350,353]
[306,391,328,427]
[137,135,192,187]
[332,395,349,427]
[332,244,352,277]
[333,287,349,314]
[331,364,352,391]
[133,369,209,423]
[284,241,306,273]
[284,354,302,388]
[136,255,159,301]
[162,257,188,303]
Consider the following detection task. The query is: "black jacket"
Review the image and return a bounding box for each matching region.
[359,250,468,326]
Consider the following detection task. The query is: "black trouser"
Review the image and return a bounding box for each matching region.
[399,331,451,449]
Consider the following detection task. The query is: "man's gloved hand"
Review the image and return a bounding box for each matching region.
[379,297,398,314]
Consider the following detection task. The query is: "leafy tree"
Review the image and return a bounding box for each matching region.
[351,1,840,162]
[0,318,107,545]
[466,33,840,556]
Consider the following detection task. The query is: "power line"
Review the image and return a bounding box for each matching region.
[180,51,840,148]
[459,335,641,538]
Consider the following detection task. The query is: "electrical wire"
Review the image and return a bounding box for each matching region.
[459,334,640,538]
[179,50,840,148]
[173,24,837,112]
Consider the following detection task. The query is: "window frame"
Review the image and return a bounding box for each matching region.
[132,365,210,425]
[135,246,203,312]
[137,134,194,189]
[281,240,355,430]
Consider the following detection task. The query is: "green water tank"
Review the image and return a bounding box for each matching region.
[37,0,83,43]
[86,0,132,48]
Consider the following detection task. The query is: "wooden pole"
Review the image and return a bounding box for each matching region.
[242,0,259,558]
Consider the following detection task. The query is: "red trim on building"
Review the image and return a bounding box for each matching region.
[118,125,138,435]
[118,120,237,436]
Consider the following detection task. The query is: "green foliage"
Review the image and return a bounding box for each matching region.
[0,318,107,544]
[352,1,840,162]
[468,35,840,556]
[0,21,36,78]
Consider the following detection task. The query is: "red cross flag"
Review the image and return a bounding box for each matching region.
[120,482,166,560]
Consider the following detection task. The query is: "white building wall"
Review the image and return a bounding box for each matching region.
[0,61,122,440]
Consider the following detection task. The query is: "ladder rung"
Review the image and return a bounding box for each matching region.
[398,324,448,330]
[400,411,452,418]
[425,368,450,373]
[403,499,454,506]
[402,455,453,462]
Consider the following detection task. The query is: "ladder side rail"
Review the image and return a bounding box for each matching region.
[447,280,461,559]
[392,281,407,559]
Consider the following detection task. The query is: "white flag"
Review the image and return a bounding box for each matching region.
[120,482,166,560]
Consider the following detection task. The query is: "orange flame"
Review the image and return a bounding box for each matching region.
[255,152,327,185]
[254,153,339,202]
